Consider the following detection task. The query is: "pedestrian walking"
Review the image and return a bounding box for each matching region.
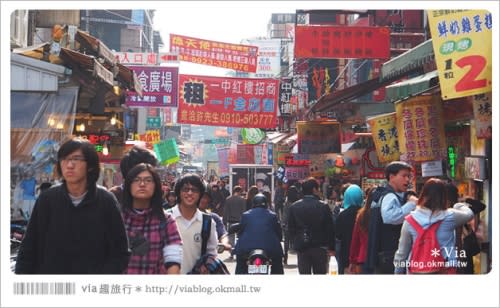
[15,138,130,274]
[121,163,182,274]
[287,177,335,274]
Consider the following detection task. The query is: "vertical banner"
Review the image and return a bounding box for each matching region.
[367,112,400,163]
[297,121,341,154]
[279,77,293,115]
[307,59,337,104]
[427,10,492,100]
[471,92,492,139]
[395,95,447,162]
[217,148,229,175]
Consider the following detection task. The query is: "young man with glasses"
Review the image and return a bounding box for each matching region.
[169,173,218,274]
[15,138,130,274]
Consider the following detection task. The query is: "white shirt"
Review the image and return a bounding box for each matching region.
[169,205,218,274]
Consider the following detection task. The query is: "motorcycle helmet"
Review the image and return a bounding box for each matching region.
[252,193,268,208]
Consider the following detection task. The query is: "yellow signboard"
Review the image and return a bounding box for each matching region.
[427,10,492,100]
[395,95,447,162]
[367,112,400,163]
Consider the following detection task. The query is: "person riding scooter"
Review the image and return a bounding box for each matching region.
[233,193,284,274]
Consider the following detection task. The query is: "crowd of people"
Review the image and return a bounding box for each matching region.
[14,137,486,275]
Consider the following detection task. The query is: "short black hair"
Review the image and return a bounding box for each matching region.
[57,138,100,185]
[120,145,158,179]
[174,173,206,207]
[301,177,319,195]
[384,161,412,180]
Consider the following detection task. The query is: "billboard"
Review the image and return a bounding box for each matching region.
[170,33,258,72]
[177,74,278,128]
[294,25,391,59]
[297,121,341,154]
[125,66,179,107]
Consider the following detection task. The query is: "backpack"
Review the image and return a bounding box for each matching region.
[405,215,447,274]
[188,213,230,274]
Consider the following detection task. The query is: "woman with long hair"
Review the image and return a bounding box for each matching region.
[348,186,375,274]
[393,178,473,274]
[122,163,182,274]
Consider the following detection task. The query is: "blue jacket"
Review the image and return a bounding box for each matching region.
[233,207,283,258]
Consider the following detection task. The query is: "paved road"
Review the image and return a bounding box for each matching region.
[218,246,299,275]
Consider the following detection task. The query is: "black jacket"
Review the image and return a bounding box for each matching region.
[287,195,336,251]
[15,183,130,274]
[335,205,361,270]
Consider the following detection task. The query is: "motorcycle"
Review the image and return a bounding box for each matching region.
[247,249,272,275]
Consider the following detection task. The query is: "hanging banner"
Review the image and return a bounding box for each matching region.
[279,77,293,115]
[153,138,180,165]
[170,34,258,73]
[297,121,341,154]
[427,10,492,100]
[307,59,336,104]
[395,95,447,162]
[295,25,391,59]
[471,92,492,139]
[367,112,400,163]
[177,74,278,128]
[125,66,179,107]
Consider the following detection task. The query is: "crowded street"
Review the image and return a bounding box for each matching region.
[3,2,498,308]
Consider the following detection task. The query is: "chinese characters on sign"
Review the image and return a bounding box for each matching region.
[367,112,400,163]
[471,92,492,139]
[125,66,179,108]
[428,10,492,99]
[114,52,179,65]
[279,77,293,115]
[170,34,258,73]
[177,74,278,129]
[395,95,447,162]
[294,25,391,59]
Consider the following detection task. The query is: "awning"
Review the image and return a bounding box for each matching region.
[266,132,293,144]
[311,75,403,113]
[380,39,434,81]
[385,70,439,103]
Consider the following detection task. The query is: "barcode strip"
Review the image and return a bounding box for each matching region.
[13,282,75,295]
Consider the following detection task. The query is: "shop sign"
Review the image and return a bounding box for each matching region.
[396,95,447,163]
[367,112,400,163]
[126,66,179,108]
[295,25,391,59]
[306,59,336,104]
[170,33,258,73]
[297,121,341,154]
[447,146,457,178]
[285,166,310,180]
[146,117,162,129]
[367,172,385,179]
[114,51,179,65]
[421,160,444,177]
[464,156,486,180]
[428,10,492,100]
[284,154,310,166]
[77,133,111,144]
[279,77,293,115]
[177,74,278,129]
[93,60,114,87]
[471,92,492,139]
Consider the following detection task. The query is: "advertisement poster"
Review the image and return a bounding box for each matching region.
[367,112,400,163]
[125,66,179,107]
[471,92,492,139]
[170,33,258,72]
[427,10,492,99]
[295,25,391,59]
[177,74,278,128]
[297,121,341,154]
[395,95,447,162]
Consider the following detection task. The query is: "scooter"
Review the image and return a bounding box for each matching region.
[247,249,272,274]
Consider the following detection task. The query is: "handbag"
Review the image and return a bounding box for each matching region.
[462,225,481,257]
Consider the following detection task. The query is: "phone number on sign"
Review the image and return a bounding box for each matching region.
[182,112,274,127]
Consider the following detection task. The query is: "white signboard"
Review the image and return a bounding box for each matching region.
[243,39,281,78]
[421,160,443,177]
[114,52,179,65]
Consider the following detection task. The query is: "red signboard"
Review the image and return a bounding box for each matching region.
[294,25,391,59]
[170,34,258,73]
[177,74,278,129]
